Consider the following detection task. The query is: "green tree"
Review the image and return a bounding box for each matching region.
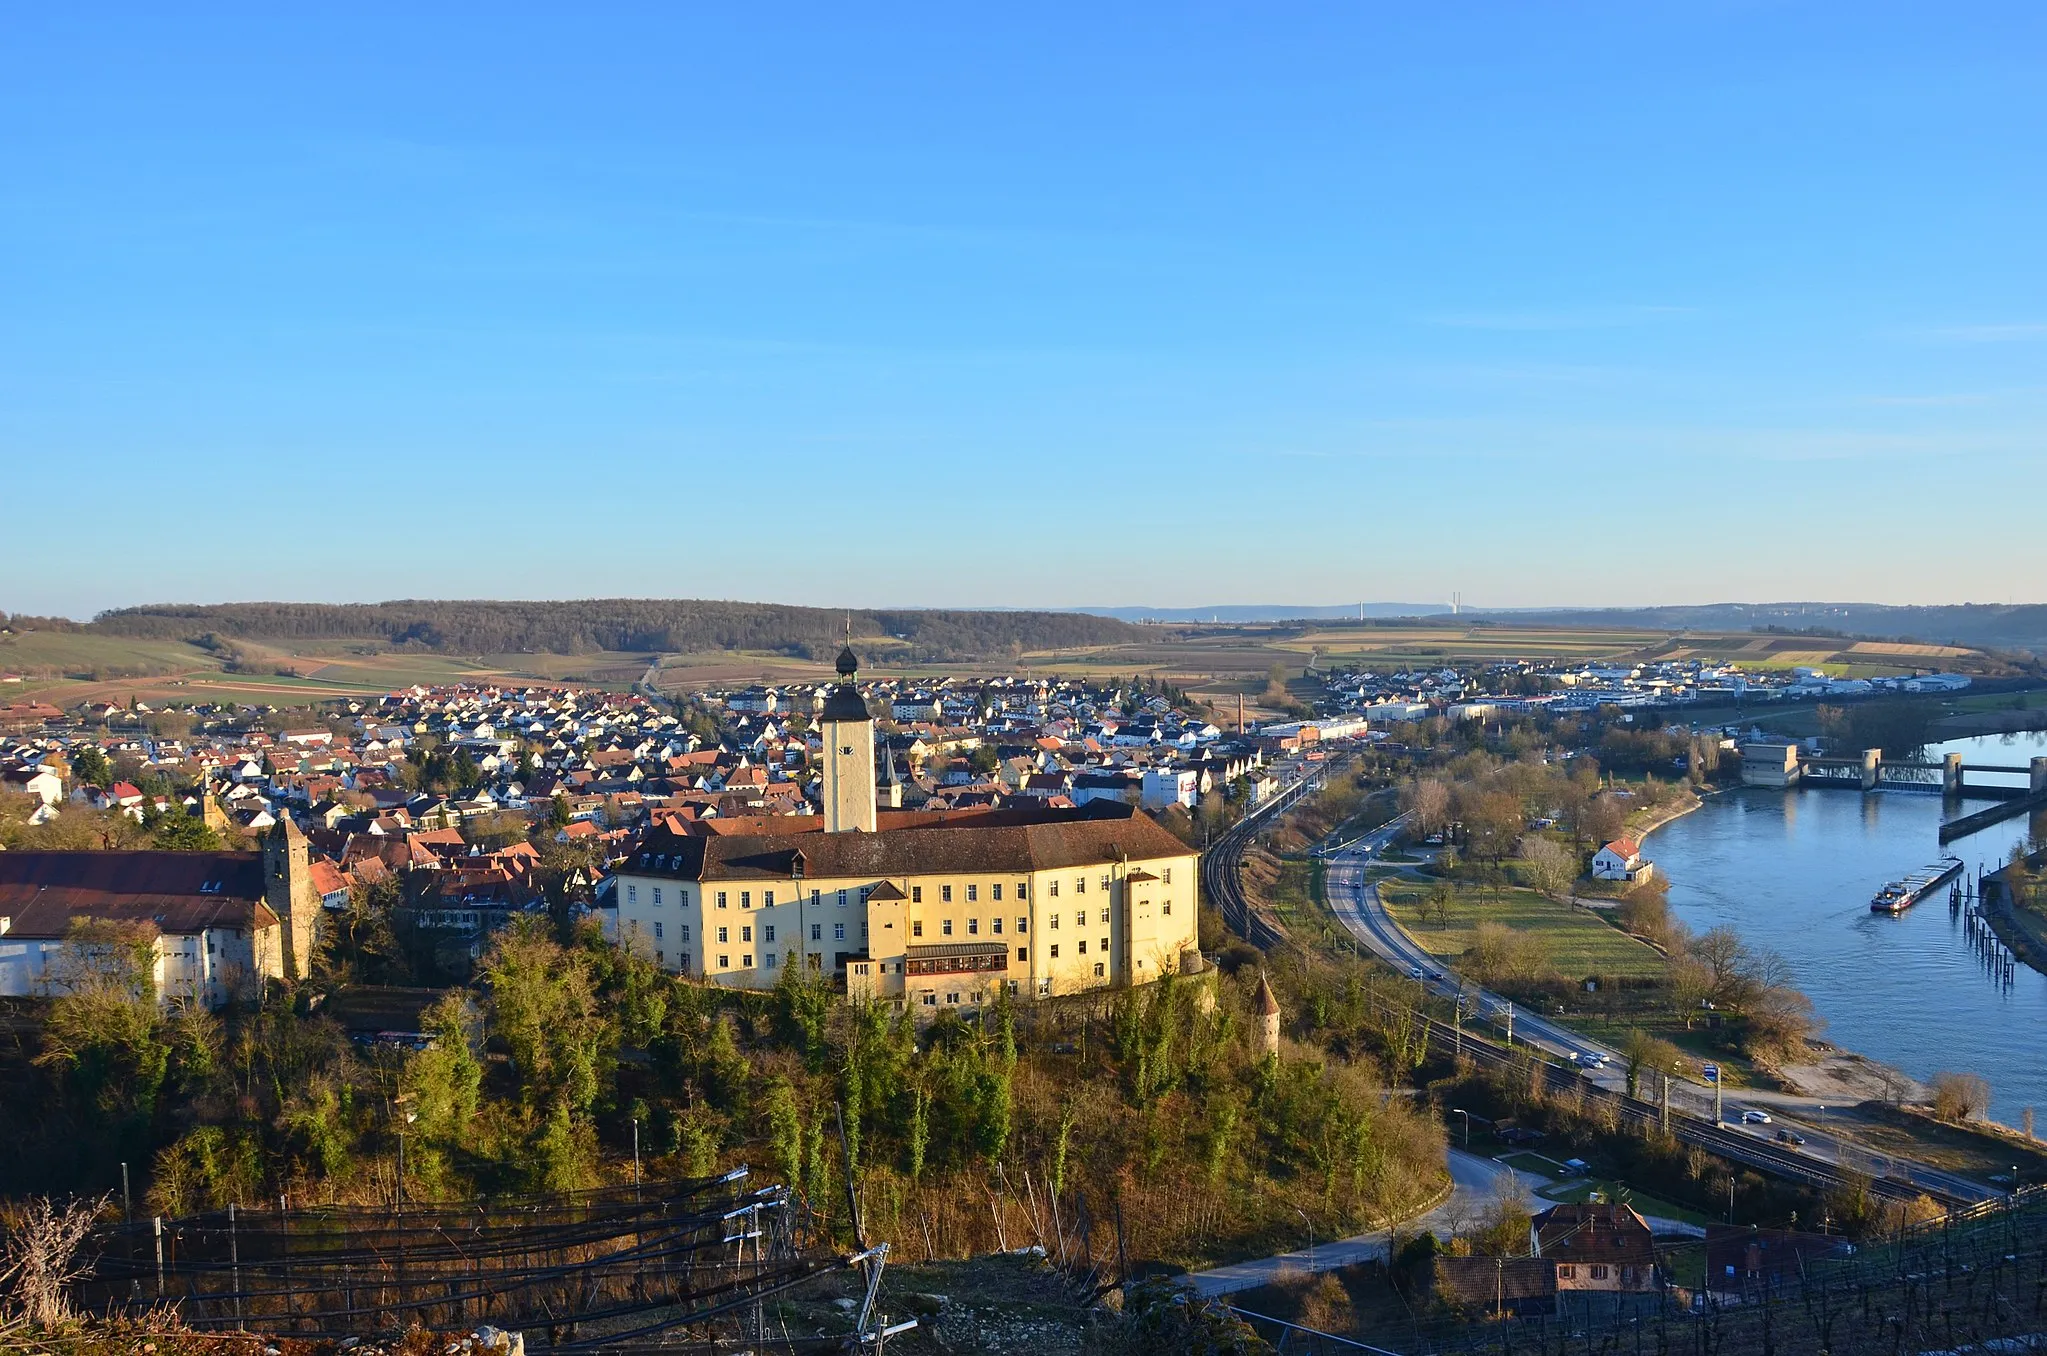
[72,745,113,789]
[151,813,223,852]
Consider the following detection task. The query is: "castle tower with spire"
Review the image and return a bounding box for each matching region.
[263,816,320,980]
[819,641,877,833]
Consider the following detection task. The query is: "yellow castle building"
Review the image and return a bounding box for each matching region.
[612,645,1200,1009]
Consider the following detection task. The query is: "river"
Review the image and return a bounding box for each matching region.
[1644,730,2047,1124]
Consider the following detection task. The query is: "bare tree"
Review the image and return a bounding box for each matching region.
[1,1195,107,1327]
[1519,836,1578,902]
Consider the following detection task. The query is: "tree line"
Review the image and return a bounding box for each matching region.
[77,600,1140,663]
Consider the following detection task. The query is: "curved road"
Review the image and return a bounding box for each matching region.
[1318,830,1994,1204]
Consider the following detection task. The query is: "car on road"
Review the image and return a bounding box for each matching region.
[1409,966,1424,980]
[1741,1110,1773,1125]
[1775,1129,1807,1146]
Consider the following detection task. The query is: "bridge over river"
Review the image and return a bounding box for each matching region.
[1740,742,2047,841]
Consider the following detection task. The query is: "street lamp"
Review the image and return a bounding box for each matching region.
[1451,1107,1472,1149]
[1295,1206,1313,1269]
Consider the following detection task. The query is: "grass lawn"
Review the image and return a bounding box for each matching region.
[1382,882,1667,983]
[1497,1151,1570,1178]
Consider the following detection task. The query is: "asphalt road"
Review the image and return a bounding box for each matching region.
[1317,829,1994,1204]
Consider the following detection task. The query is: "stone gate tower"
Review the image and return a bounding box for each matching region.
[263,816,320,980]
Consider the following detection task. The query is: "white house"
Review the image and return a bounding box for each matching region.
[1591,839,1653,883]
[2,765,65,808]
[1140,766,1200,811]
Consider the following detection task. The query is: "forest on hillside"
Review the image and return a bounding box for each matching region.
[66,600,1141,663]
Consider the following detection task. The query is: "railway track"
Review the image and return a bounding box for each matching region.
[1200,773,1948,1207]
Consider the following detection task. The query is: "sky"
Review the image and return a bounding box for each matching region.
[3,4,2044,619]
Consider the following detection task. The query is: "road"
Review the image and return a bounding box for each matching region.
[1184,1149,1528,1297]
[1186,1146,1706,1297]
[1317,828,1995,1204]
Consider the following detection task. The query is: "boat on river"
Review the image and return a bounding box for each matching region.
[1870,857,1966,914]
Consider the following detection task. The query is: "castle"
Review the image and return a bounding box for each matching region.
[612,645,1202,1009]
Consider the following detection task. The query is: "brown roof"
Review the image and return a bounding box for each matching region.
[1534,1203,1656,1271]
[629,806,1191,883]
[0,851,282,939]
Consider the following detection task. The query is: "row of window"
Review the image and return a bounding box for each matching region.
[646,921,856,944]
[629,870,1175,910]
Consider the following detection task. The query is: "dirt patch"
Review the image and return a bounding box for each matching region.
[1773,1047,1923,1105]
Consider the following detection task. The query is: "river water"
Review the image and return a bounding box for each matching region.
[1645,730,2047,1123]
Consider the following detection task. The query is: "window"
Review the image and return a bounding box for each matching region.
[1093,962,1104,978]
[1078,940,1088,954]
[1049,913,1059,930]
[741,953,752,967]
[1163,867,1173,884]
[1075,877,1086,894]
[1590,1265,1608,1281]
[1100,874,1111,891]
[941,885,953,903]
[765,953,778,969]
[922,993,937,1006]
[741,926,752,942]
[764,889,775,906]
[763,924,776,943]
[991,917,1002,934]
[627,885,637,905]
[1557,1265,1576,1279]
[912,886,923,903]
[834,922,846,940]
[680,952,691,972]
[717,926,729,943]
[681,924,691,940]
[967,918,978,935]
[942,919,954,936]
[913,920,924,937]
[1017,916,1028,934]
[718,954,730,969]
[992,884,1002,901]
[1100,936,1109,952]
[810,889,821,907]
[1049,944,1059,959]
[1162,901,1171,916]
[656,949,663,964]
[1018,882,1028,900]
[1049,880,1058,897]
[740,891,751,908]
[837,889,848,908]
[1017,947,1028,961]
[1075,912,1085,927]
[653,921,663,939]
[717,891,728,908]
[811,923,823,941]
[946,992,960,1005]
[653,887,663,905]
[966,884,977,902]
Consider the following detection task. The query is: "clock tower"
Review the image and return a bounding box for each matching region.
[819,642,877,833]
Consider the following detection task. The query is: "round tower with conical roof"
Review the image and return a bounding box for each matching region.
[1254,970,1282,1058]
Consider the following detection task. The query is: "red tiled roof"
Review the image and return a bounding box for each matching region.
[0,851,281,939]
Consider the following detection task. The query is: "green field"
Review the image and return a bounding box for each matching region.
[1382,880,1668,982]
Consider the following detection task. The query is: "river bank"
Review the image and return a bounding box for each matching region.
[1638,743,2047,1126]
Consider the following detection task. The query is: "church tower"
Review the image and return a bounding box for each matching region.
[819,643,877,833]
[263,816,320,981]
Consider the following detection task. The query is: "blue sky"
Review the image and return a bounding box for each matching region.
[4,4,2043,618]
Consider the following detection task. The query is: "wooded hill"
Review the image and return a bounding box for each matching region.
[66,600,1142,663]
